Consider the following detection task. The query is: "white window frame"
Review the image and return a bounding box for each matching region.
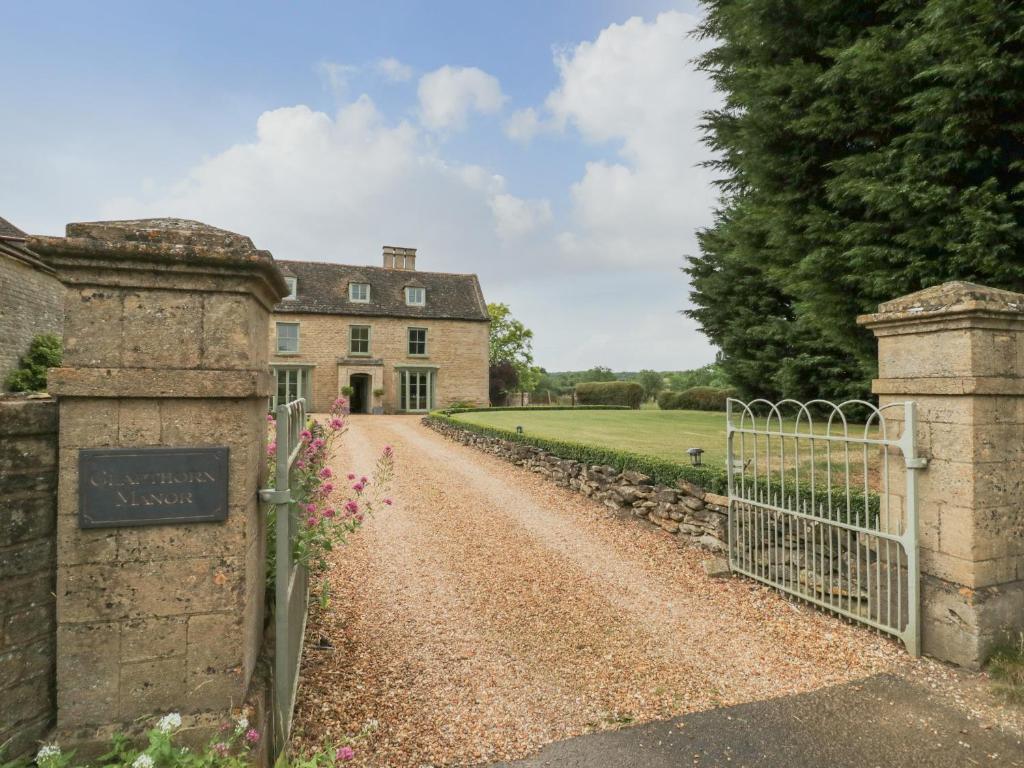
[399,368,435,412]
[283,276,297,300]
[408,327,428,356]
[405,286,425,306]
[350,325,371,356]
[276,322,300,354]
[349,282,371,303]
[272,366,312,409]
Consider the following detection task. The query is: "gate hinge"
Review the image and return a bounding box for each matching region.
[258,488,292,504]
[905,457,928,470]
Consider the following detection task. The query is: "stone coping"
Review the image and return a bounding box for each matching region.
[29,220,288,301]
[858,281,1024,331]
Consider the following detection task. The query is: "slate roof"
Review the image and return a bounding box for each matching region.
[0,215,54,274]
[274,260,489,322]
[0,216,28,239]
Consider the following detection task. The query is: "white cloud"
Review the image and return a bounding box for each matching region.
[101,97,550,268]
[317,61,359,99]
[503,107,546,142]
[417,66,505,131]
[375,57,413,82]
[531,11,719,268]
[95,13,720,371]
[489,193,552,239]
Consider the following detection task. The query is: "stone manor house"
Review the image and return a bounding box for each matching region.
[270,246,490,413]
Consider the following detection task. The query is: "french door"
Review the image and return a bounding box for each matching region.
[400,369,434,412]
[272,367,310,409]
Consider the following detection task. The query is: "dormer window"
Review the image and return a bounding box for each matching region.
[284,276,297,300]
[405,287,425,306]
[349,282,370,303]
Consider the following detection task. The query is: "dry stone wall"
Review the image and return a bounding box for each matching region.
[423,417,730,551]
[0,398,58,756]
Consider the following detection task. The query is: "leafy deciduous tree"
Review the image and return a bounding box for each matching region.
[636,369,665,401]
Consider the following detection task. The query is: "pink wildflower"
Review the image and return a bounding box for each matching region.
[312,438,325,449]
[319,467,333,479]
[212,742,231,757]
[382,445,394,458]
[266,442,276,457]
[347,473,356,480]
[323,508,336,518]
[344,500,359,515]
[359,476,368,484]
[306,516,318,528]
[266,413,275,422]
[320,483,334,496]
[244,728,260,744]
[355,512,364,523]
[300,429,313,443]
[296,459,307,470]
[329,418,344,430]
[304,503,317,515]
[352,482,365,492]
[383,498,393,506]
[336,746,355,762]
[219,721,233,733]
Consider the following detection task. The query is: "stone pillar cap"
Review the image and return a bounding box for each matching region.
[858,281,1024,329]
[29,217,289,299]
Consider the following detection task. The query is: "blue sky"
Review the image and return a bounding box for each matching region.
[1,0,718,371]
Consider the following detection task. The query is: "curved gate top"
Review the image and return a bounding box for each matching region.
[726,398,926,655]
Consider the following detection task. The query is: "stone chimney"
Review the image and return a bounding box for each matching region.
[383,245,416,271]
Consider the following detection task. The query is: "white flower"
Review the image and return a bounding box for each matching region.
[234,715,249,733]
[36,744,61,762]
[156,712,182,733]
[132,754,155,768]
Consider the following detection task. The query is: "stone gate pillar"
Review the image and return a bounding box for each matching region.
[858,282,1024,668]
[30,219,287,744]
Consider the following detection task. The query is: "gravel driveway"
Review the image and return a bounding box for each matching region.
[291,415,911,766]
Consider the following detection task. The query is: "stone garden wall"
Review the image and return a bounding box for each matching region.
[0,398,58,756]
[0,231,64,388]
[422,417,731,551]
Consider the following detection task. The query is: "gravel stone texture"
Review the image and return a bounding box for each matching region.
[290,416,1010,767]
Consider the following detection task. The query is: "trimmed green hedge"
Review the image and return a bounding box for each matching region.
[658,386,737,411]
[575,381,644,409]
[441,405,630,415]
[429,411,729,494]
[428,412,880,523]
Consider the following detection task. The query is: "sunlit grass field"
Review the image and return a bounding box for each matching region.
[451,408,884,487]
[452,409,729,466]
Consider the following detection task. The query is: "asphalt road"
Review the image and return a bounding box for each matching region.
[489,674,1024,768]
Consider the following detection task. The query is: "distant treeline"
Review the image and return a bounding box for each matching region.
[529,363,730,402]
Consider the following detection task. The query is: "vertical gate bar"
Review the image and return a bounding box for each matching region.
[902,401,921,655]
[826,425,833,522]
[726,401,735,571]
[274,402,290,745]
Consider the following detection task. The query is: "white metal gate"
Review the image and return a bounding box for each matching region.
[726,399,925,654]
[259,397,310,752]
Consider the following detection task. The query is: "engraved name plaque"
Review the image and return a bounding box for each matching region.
[78,446,229,529]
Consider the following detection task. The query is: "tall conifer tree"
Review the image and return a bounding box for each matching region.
[687,0,1024,400]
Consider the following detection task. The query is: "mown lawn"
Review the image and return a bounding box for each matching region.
[452,409,728,467]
